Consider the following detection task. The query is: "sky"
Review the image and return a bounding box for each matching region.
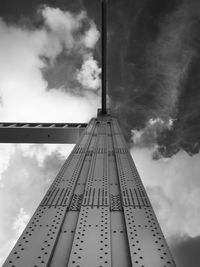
[0,0,200,266]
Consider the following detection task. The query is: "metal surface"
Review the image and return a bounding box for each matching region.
[3,116,176,267]
[0,122,87,143]
[101,0,107,114]
[68,207,111,267]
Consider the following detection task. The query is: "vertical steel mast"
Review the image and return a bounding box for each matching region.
[3,1,176,266]
[101,0,107,114]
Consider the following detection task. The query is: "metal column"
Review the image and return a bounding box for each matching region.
[3,115,176,267]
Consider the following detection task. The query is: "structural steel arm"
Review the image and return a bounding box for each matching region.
[0,122,87,144]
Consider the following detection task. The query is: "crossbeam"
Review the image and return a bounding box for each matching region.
[0,122,87,144]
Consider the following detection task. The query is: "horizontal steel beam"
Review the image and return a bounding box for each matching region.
[0,122,87,144]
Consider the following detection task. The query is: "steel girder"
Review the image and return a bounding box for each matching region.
[0,122,87,144]
[3,116,176,267]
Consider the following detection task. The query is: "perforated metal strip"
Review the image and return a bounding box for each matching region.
[3,206,68,267]
[113,119,151,206]
[41,119,96,208]
[124,207,176,267]
[69,120,111,266]
[111,119,176,267]
[3,120,96,267]
[111,121,149,208]
[68,207,111,267]
[82,121,109,207]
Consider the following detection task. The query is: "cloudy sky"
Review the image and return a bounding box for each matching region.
[0,0,200,266]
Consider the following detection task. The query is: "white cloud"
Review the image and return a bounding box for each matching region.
[149,117,165,126]
[12,208,30,237]
[0,6,100,123]
[131,128,145,145]
[131,148,200,239]
[0,239,16,266]
[0,144,15,179]
[41,7,86,54]
[76,54,101,90]
[42,8,100,51]
[82,21,100,48]
[19,143,75,166]
[131,117,174,148]
[42,7,85,33]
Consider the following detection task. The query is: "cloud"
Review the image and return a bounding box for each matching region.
[0,144,15,179]
[107,0,200,156]
[40,6,100,93]
[76,54,101,90]
[12,208,30,237]
[19,143,75,166]
[131,148,200,239]
[82,20,100,48]
[0,6,100,123]
[131,117,173,149]
[146,2,196,117]
[41,7,90,55]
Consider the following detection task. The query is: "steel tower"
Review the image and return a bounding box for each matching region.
[3,1,176,266]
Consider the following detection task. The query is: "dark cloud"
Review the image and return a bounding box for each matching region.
[0,0,83,22]
[170,235,200,267]
[160,56,200,157]
[107,0,181,133]
[43,52,82,91]
[103,0,200,157]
